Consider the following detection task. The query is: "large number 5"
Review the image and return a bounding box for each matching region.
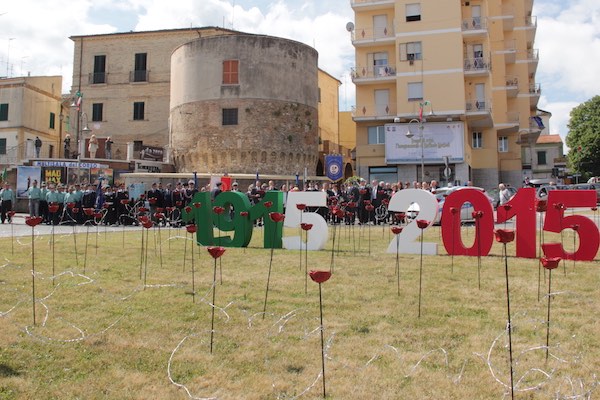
[542,190,599,261]
[282,191,328,250]
[387,189,438,255]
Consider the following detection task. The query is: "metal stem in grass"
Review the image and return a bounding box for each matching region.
[396,234,400,296]
[139,226,144,279]
[31,226,36,325]
[305,229,308,294]
[451,216,455,273]
[73,224,78,266]
[143,228,149,289]
[318,282,327,399]
[418,228,424,318]
[262,227,276,319]
[191,237,195,303]
[503,242,515,400]
[51,224,56,286]
[158,223,163,269]
[182,230,187,273]
[299,211,303,271]
[83,224,89,275]
[546,268,552,362]
[477,218,481,290]
[210,258,217,353]
[329,223,336,273]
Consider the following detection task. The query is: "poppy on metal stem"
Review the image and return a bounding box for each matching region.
[207,246,226,354]
[309,270,331,398]
[263,212,285,318]
[541,256,561,362]
[26,216,42,325]
[494,228,515,400]
[416,219,429,318]
[301,223,313,293]
[391,226,403,296]
[449,207,459,273]
[472,210,484,289]
[297,204,307,271]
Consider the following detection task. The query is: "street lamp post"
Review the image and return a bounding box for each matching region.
[405,101,434,183]
[71,92,91,184]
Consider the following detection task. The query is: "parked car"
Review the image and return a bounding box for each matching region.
[488,186,518,209]
[406,186,494,224]
[568,183,600,204]
[536,184,569,201]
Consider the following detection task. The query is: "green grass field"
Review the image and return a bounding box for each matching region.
[0,224,599,399]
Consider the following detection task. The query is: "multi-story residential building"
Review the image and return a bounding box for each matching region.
[0,76,65,166]
[350,0,541,189]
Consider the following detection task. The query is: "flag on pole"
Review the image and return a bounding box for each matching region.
[531,116,545,129]
[325,155,343,182]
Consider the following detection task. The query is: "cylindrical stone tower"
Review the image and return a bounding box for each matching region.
[170,34,319,175]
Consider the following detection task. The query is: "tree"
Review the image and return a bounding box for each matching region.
[566,95,600,179]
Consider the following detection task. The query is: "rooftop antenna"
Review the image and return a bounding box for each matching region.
[231,0,235,29]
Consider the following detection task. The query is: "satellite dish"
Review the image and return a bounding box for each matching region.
[346,22,355,32]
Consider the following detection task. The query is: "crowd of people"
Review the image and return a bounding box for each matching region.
[0,176,451,227]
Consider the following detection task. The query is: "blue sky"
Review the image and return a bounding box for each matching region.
[1,0,598,148]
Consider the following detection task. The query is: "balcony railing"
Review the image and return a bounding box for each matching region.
[506,75,519,87]
[129,70,149,82]
[351,64,396,80]
[524,15,537,28]
[88,72,107,84]
[529,83,541,96]
[351,102,397,119]
[352,26,395,42]
[466,99,491,112]
[464,57,491,72]
[526,48,539,61]
[350,0,395,7]
[462,17,487,31]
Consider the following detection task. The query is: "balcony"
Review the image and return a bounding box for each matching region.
[464,57,491,76]
[465,99,493,128]
[496,39,517,64]
[88,72,107,85]
[351,64,396,83]
[500,4,514,31]
[129,70,149,83]
[352,25,395,47]
[350,0,395,11]
[505,75,519,97]
[528,83,541,107]
[523,16,537,43]
[521,48,539,73]
[496,111,520,134]
[461,17,488,37]
[351,102,397,121]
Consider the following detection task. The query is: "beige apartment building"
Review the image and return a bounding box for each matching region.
[350,0,541,188]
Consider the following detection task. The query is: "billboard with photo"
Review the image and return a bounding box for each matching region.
[16,166,42,198]
[384,122,465,164]
[90,168,114,186]
[42,167,65,185]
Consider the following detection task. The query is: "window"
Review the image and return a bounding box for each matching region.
[472,131,483,148]
[369,166,398,184]
[0,103,8,121]
[223,60,239,84]
[399,42,422,61]
[133,102,145,120]
[49,112,55,129]
[92,103,103,122]
[222,108,238,125]
[368,52,390,76]
[0,138,6,155]
[498,136,508,152]
[93,55,106,84]
[406,3,421,22]
[407,82,423,101]
[537,151,547,165]
[368,126,385,144]
[133,53,148,82]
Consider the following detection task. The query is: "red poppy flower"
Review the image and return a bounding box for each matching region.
[391,226,403,235]
[395,212,406,218]
[502,204,512,211]
[48,203,59,213]
[239,211,249,217]
[494,229,515,243]
[347,202,357,208]
[94,212,102,219]
[536,200,547,213]
[346,211,353,217]
[83,208,95,216]
[138,207,148,213]
[175,201,183,207]
[359,189,367,195]
[257,190,265,197]
[263,201,273,209]
[365,204,375,212]
[154,212,164,220]
[301,223,313,231]
[471,210,483,219]
[149,198,157,204]
[193,202,201,209]
[156,207,164,213]
[138,215,149,224]
[269,212,285,223]
[553,202,564,210]
[166,207,174,212]
[207,246,226,259]
[382,198,390,205]
[296,203,307,211]
[184,206,192,214]
[450,207,458,215]
[67,202,75,209]
[142,221,153,229]
[592,207,598,211]
[329,197,338,205]
[102,202,110,209]
[25,216,43,227]
[120,199,130,205]
[309,270,332,284]
[416,220,430,229]
[336,209,345,218]
[72,208,79,213]
[139,194,146,199]
[186,224,197,233]
[363,199,371,205]
[541,256,561,270]
[571,224,580,231]
[213,206,225,215]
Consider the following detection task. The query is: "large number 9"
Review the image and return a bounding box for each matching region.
[386,189,438,255]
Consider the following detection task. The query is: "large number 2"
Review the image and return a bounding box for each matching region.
[387,189,438,255]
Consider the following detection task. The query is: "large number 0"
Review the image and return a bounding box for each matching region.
[441,188,494,256]
[282,191,328,250]
[542,190,599,261]
[496,188,537,258]
[387,189,438,255]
